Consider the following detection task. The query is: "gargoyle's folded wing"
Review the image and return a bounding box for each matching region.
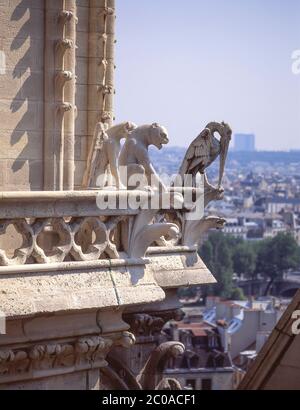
[178,128,211,176]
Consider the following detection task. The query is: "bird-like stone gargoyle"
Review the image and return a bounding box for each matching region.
[177,121,232,199]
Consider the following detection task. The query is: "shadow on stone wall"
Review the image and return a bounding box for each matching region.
[9,0,44,190]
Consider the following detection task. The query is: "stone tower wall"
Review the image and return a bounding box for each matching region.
[0,0,115,192]
[0,0,45,191]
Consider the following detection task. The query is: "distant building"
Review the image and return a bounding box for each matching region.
[163,295,283,390]
[234,134,256,151]
[266,196,300,214]
[203,297,281,361]
[239,290,300,390]
[222,218,248,240]
[163,321,235,390]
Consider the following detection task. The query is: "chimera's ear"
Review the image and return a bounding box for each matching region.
[151,122,159,128]
[126,121,137,132]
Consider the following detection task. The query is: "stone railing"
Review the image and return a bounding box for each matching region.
[0,190,178,317]
[0,190,187,268]
[0,191,137,265]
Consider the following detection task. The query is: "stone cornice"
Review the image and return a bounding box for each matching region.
[0,190,149,218]
[147,247,216,289]
[0,262,164,319]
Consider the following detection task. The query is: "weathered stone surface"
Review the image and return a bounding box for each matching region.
[0,1,44,191]
[147,247,216,289]
[0,265,165,318]
[0,0,115,191]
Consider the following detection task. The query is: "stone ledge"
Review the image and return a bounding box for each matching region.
[0,190,149,218]
[0,261,165,319]
[147,247,216,289]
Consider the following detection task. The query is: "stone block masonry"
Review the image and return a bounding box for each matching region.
[0,0,115,192]
[0,0,44,191]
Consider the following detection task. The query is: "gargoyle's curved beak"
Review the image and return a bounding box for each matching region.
[218,136,231,188]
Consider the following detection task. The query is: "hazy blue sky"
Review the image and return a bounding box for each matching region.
[114,0,300,150]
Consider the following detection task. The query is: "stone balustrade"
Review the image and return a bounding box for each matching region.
[0,190,160,266]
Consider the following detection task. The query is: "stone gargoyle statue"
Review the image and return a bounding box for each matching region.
[177,121,232,195]
[119,123,169,191]
[151,121,231,249]
[82,121,137,189]
[182,215,226,248]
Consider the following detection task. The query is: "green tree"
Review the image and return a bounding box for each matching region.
[256,233,300,295]
[230,287,246,300]
[200,232,233,299]
[200,231,300,299]
[201,240,214,272]
[233,242,256,279]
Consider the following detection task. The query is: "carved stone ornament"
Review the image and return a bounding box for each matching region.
[83,121,137,190]
[182,216,226,248]
[103,341,185,391]
[119,123,170,190]
[124,309,185,338]
[0,332,134,383]
[127,205,181,259]
[178,121,232,189]
[0,337,110,380]
[0,215,125,266]
[138,341,185,390]
[124,313,165,338]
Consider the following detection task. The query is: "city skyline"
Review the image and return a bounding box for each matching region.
[115,0,300,151]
